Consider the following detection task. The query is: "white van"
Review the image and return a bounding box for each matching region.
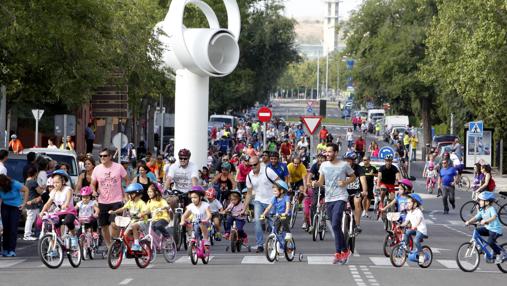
[368,109,385,123]
[384,115,409,130]
[23,148,80,185]
[209,114,236,132]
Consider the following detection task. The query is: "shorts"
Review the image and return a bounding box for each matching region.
[136,221,149,234]
[98,202,124,226]
[379,183,397,193]
[290,180,304,191]
[347,189,361,210]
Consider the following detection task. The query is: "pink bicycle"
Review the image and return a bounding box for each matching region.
[187,220,211,265]
[140,209,177,263]
[78,217,102,260]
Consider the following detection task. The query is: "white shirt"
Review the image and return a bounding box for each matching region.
[187,202,210,222]
[246,166,279,204]
[77,200,97,218]
[450,153,461,166]
[346,131,353,141]
[167,161,199,193]
[207,199,223,213]
[297,141,309,149]
[406,208,427,236]
[0,161,7,176]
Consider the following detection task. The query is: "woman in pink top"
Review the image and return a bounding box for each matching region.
[236,156,252,191]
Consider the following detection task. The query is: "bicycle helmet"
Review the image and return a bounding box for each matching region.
[478,191,495,202]
[178,148,191,158]
[384,154,394,161]
[188,185,205,197]
[168,156,176,163]
[408,193,423,206]
[221,162,232,171]
[399,178,413,191]
[274,180,289,193]
[125,183,144,194]
[343,152,357,161]
[229,189,242,199]
[205,188,216,199]
[50,170,70,182]
[80,186,93,196]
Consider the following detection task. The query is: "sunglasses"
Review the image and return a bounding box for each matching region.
[179,157,189,161]
[249,162,259,167]
[99,154,109,158]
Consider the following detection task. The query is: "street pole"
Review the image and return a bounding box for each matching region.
[450,113,454,135]
[63,114,68,149]
[263,122,267,151]
[325,51,329,99]
[316,50,320,100]
[35,112,40,147]
[160,94,164,155]
[474,136,478,164]
[336,58,340,98]
[0,85,6,148]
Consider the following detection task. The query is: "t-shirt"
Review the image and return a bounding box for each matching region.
[37,171,48,188]
[124,199,146,219]
[363,165,378,191]
[236,163,251,183]
[167,162,199,193]
[246,166,279,205]
[0,180,24,207]
[0,162,7,176]
[25,179,42,210]
[319,161,354,203]
[225,202,246,219]
[287,162,307,183]
[310,162,321,181]
[280,143,291,156]
[378,165,399,185]
[208,199,223,213]
[354,139,365,152]
[439,167,457,186]
[267,163,289,181]
[76,200,97,218]
[92,162,127,204]
[406,208,427,236]
[187,202,210,222]
[474,207,502,235]
[347,164,365,192]
[395,194,409,218]
[146,199,170,222]
[49,186,75,210]
[270,195,290,215]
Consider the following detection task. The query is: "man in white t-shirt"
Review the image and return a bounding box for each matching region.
[244,156,279,253]
[164,149,199,194]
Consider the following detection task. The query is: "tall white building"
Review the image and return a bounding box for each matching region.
[323,0,339,55]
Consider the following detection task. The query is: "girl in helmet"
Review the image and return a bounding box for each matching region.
[75,186,99,234]
[380,178,413,222]
[465,192,505,264]
[108,183,146,251]
[180,186,212,246]
[401,193,428,263]
[206,188,224,241]
[139,183,171,238]
[222,190,247,243]
[261,180,292,240]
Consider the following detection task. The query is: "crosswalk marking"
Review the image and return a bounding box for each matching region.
[307,256,334,265]
[241,256,273,264]
[0,259,25,268]
[175,256,214,264]
[369,256,392,266]
[437,259,458,269]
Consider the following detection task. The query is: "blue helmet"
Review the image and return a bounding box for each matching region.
[478,191,495,201]
[409,193,423,206]
[274,180,289,192]
[50,169,70,182]
[125,183,144,194]
[343,152,357,161]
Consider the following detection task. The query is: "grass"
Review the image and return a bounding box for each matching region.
[285,116,350,125]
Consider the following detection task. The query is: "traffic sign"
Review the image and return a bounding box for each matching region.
[307,107,313,113]
[257,106,272,123]
[301,116,322,135]
[468,121,483,137]
[112,132,129,149]
[378,146,395,159]
[32,109,44,120]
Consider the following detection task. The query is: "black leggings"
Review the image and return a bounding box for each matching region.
[56,213,77,231]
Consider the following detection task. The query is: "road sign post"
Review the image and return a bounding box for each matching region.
[31,109,44,147]
[468,121,484,164]
[301,116,322,159]
[257,106,272,151]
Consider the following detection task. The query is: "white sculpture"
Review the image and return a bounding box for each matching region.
[155,0,241,167]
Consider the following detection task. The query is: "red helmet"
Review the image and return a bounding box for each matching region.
[178,148,191,158]
[205,188,216,199]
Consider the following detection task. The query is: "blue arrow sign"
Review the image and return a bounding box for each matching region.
[468,121,483,137]
[307,107,313,113]
[378,146,395,159]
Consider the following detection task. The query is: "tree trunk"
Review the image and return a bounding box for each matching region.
[420,95,432,160]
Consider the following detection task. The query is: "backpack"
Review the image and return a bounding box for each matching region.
[487,177,496,191]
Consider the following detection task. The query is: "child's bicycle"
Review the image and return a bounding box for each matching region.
[78,216,102,260]
[224,214,251,253]
[262,214,303,263]
[425,176,436,194]
[459,191,507,224]
[107,216,152,269]
[187,220,211,265]
[382,212,412,257]
[389,227,433,268]
[140,209,177,263]
[456,224,507,273]
[311,187,326,242]
[38,211,82,269]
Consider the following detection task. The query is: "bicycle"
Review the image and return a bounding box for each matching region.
[456,224,507,272]
[78,217,101,260]
[382,212,412,257]
[455,174,471,192]
[187,220,211,265]
[140,208,177,263]
[107,216,152,269]
[311,187,326,242]
[390,228,432,268]
[342,195,358,256]
[425,174,437,194]
[38,211,82,269]
[224,213,251,253]
[459,191,506,225]
[165,189,188,251]
[263,214,303,263]
[288,188,302,229]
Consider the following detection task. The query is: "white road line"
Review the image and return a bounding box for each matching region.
[437,259,459,269]
[241,256,274,264]
[307,256,334,265]
[0,259,26,268]
[119,278,133,285]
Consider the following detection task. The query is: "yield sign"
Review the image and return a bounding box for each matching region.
[301,116,322,135]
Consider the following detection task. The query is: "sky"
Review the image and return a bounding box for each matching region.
[284,0,363,20]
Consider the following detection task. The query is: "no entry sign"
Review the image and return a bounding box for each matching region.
[257,106,272,123]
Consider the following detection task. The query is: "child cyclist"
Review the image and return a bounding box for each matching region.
[75,186,99,234]
[205,188,224,241]
[401,193,428,264]
[260,180,292,240]
[222,189,247,243]
[180,186,212,246]
[139,183,171,238]
[380,178,413,222]
[108,183,146,251]
[465,191,506,264]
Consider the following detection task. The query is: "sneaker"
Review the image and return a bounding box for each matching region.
[333,252,342,264]
[23,236,37,241]
[214,232,222,241]
[131,243,142,252]
[451,201,455,210]
[285,233,293,241]
[495,254,504,264]
[361,210,366,217]
[4,251,16,257]
[443,210,449,215]
[354,225,362,235]
[308,225,314,233]
[204,240,211,247]
[341,249,351,264]
[301,222,308,230]
[256,246,264,253]
[223,232,230,240]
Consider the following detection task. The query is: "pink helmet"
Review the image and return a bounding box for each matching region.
[80,186,93,196]
[399,179,413,191]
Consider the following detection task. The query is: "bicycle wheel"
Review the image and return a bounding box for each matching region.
[289,203,297,229]
[456,242,480,272]
[135,240,152,268]
[383,233,395,257]
[39,234,64,269]
[79,234,87,261]
[390,244,407,267]
[67,241,82,268]
[189,241,199,265]
[284,238,296,262]
[230,230,238,253]
[497,243,507,273]
[312,214,319,242]
[460,201,479,222]
[498,204,507,227]
[173,214,182,251]
[319,216,326,241]
[264,235,277,262]
[162,236,177,263]
[342,214,351,249]
[419,246,433,268]
[458,176,471,192]
[107,239,124,269]
[202,245,210,264]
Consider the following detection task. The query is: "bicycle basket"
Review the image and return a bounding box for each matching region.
[114,216,131,228]
[386,212,401,222]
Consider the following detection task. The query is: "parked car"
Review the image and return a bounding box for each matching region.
[4,153,28,183]
[431,134,458,149]
[22,148,80,185]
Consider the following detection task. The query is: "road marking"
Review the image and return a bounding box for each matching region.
[0,259,25,268]
[307,255,334,265]
[119,278,133,285]
[241,256,274,264]
[437,259,458,269]
[431,247,450,254]
[369,256,392,266]
[175,256,214,264]
[425,219,434,224]
[448,220,463,226]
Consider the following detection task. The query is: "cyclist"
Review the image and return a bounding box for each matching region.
[180,186,212,246]
[380,178,413,222]
[140,184,171,239]
[401,193,428,263]
[361,156,377,218]
[205,188,224,241]
[164,148,199,208]
[260,180,292,240]
[223,190,247,243]
[465,191,505,264]
[312,143,356,264]
[75,186,99,234]
[267,152,289,183]
[377,155,401,207]
[287,156,307,222]
[343,152,368,234]
[211,162,236,202]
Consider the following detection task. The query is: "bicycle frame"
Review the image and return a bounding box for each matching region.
[469,228,496,260]
[269,215,288,251]
[190,221,210,259]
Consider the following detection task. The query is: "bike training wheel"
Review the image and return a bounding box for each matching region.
[134,240,152,269]
[230,231,238,253]
[390,244,407,267]
[39,234,64,269]
[284,238,296,262]
[498,204,507,227]
[312,214,319,242]
[460,201,479,222]
[456,242,480,272]
[67,240,82,268]
[107,240,124,269]
[264,235,277,262]
[189,241,199,265]
[419,246,433,268]
[319,217,326,241]
[163,236,177,263]
[383,233,396,257]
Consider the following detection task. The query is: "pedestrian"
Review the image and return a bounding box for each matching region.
[0,174,28,256]
[451,138,463,161]
[346,128,354,148]
[85,123,95,154]
[319,126,328,142]
[410,134,418,161]
[47,137,58,149]
[23,167,42,240]
[59,135,75,151]
[22,152,37,182]
[74,157,95,196]
[0,149,8,176]
[8,134,23,154]
[90,148,130,248]
[471,163,484,191]
[437,160,458,214]
[354,136,366,159]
